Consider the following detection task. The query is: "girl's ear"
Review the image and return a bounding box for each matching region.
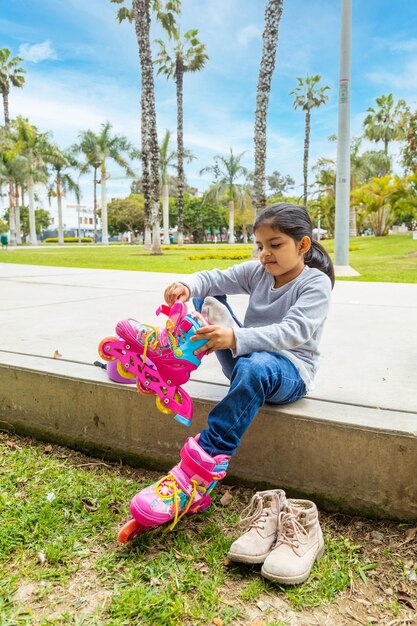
[299,236,311,255]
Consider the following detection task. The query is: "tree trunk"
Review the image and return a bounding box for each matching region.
[2,87,10,128]
[253,0,283,215]
[28,175,37,246]
[141,87,151,250]
[228,199,235,244]
[14,184,22,244]
[57,176,64,245]
[7,184,16,246]
[303,109,311,208]
[176,60,185,247]
[133,0,162,256]
[162,182,170,244]
[242,223,248,244]
[101,164,108,245]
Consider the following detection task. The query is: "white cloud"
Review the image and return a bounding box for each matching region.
[237,25,262,47]
[18,40,58,63]
[390,39,417,53]
[366,58,417,98]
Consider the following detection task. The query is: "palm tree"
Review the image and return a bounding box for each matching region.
[112,0,180,254]
[159,129,194,244]
[155,28,208,245]
[76,123,135,245]
[253,0,283,215]
[290,74,330,208]
[0,48,26,128]
[363,93,407,155]
[200,149,250,244]
[72,130,101,242]
[0,126,28,245]
[48,146,81,245]
[13,117,52,245]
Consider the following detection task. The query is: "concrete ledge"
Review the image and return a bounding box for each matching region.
[0,355,416,521]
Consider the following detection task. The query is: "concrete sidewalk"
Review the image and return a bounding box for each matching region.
[1,262,415,412]
[1,263,416,519]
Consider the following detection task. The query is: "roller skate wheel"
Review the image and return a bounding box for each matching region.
[98,336,118,361]
[155,396,174,415]
[174,349,183,357]
[136,380,155,395]
[116,360,136,380]
[118,517,145,543]
[174,414,191,427]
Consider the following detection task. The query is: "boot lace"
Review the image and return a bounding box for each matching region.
[276,511,308,549]
[137,318,178,363]
[238,493,272,531]
[154,473,207,532]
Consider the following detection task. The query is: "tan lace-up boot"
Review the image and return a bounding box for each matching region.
[227,489,286,564]
[261,499,324,584]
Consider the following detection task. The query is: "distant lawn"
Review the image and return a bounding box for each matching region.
[1,234,416,283]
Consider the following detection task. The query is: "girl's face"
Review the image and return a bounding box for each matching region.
[254,223,311,287]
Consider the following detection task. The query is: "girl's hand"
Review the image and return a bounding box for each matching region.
[164,282,190,306]
[191,325,236,355]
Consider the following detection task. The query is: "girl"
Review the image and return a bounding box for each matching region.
[127,203,334,549]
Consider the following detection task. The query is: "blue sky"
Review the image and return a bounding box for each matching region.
[2,0,417,223]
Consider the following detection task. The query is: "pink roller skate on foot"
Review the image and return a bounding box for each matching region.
[98,302,209,427]
[118,435,230,543]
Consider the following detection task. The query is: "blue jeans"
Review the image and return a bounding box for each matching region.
[193,297,307,456]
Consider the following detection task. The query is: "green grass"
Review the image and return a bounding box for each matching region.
[1,234,416,282]
[0,435,370,625]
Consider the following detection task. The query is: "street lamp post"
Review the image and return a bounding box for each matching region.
[334,0,357,274]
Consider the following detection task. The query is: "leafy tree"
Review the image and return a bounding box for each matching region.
[363,93,407,155]
[200,148,250,244]
[401,109,417,173]
[48,146,81,245]
[107,194,145,240]
[155,27,208,245]
[169,195,227,242]
[290,74,330,208]
[253,0,283,214]
[3,205,51,238]
[391,173,417,229]
[266,170,295,196]
[0,48,26,128]
[351,175,396,236]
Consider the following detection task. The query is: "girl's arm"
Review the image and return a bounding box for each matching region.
[164,263,256,306]
[232,277,331,356]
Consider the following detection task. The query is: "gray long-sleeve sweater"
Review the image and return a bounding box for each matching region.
[182,261,332,390]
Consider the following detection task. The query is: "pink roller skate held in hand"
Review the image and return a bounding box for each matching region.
[98,301,209,427]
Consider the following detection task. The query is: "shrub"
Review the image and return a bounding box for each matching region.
[186,252,251,261]
[44,237,93,243]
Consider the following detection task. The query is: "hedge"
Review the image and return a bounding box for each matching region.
[43,237,93,243]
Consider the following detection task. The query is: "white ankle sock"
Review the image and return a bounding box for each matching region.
[201,297,239,329]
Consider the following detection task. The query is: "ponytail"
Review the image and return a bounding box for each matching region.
[305,240,335,288]
[254,203,335,289]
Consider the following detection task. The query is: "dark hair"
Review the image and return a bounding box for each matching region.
[253,202,335,288]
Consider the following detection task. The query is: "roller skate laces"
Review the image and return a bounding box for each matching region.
[154,473,204,531]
